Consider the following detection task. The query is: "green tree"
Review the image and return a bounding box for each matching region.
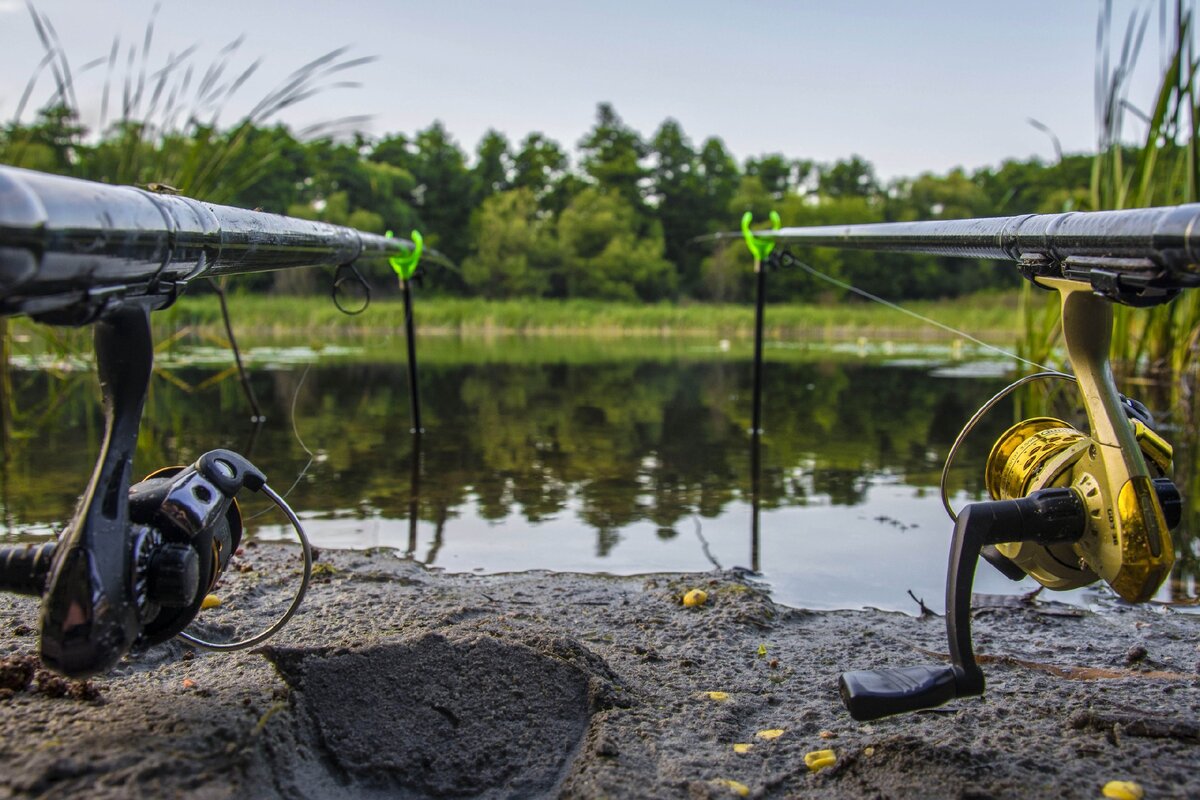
[223,125,312,214]
[462,188,555,298]
[556,188,676,301]
[897,168,991,220]
[511,132,570,212]
[0,106,85,173]
[746,153,811,199]
[818,155,879,198]
[370,122,474,279]
[405,122,475,270]
[472,129,512,204]
[697,137,740,220]
[578,103,649,214]
[649,119,709,294]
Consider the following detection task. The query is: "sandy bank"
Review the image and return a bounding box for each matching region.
[1,545,1198,799]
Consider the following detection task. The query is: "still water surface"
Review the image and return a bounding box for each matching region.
[3,337,1196,612]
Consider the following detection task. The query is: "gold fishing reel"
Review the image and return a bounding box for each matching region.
[840,279,1184,722]
[941,280,1180,603]
[984,413,1177,600]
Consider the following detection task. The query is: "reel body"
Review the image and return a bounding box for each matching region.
[126,455,248,647]
[986,415,1176,599]
[0,448,310,676]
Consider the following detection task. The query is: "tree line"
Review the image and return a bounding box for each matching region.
[1,102,1097,303]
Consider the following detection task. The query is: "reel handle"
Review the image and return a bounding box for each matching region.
[840,488,1086,721]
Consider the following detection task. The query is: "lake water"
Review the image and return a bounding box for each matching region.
[2,336,1196,612]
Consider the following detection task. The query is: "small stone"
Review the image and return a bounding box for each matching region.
[595,733,619,757]
[1124,645,1148,666]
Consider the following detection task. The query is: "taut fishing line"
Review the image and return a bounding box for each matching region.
[777,251,1062,374]
[245,362,316,522]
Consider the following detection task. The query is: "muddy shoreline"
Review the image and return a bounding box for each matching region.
[1,545,1198,799]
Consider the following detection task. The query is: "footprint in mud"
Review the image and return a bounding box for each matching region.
[263,633,604,799]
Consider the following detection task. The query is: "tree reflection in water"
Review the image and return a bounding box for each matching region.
[2,349,1195,608]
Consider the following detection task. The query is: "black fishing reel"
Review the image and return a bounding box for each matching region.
[838,281,1182,721]
[0,450,310,677]
[0,304,310,679]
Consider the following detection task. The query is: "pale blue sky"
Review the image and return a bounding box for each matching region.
[0,0,1170,179]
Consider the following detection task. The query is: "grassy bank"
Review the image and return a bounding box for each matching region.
[6,291,1028,365]
[150,290,1024,343]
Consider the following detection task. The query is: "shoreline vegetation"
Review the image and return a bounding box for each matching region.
[155,290,1024,342]
[6,292,1031,368]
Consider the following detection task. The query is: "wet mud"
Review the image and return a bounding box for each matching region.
[0,544,1197,798]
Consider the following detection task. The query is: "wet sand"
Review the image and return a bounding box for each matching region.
[0,544,1198,799]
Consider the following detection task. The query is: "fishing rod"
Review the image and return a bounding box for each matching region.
[739,205,1197,721]
[0,165,440,322]
[0,165,434,679]
[749,205,1200,306]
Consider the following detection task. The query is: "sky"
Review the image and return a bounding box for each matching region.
[0,0,1174,180]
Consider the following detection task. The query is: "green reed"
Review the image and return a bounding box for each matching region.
[1021,0,1200,383]
[1,3,372,201]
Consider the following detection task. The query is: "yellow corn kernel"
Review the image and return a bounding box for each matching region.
[201,594,221,609]
[705,691,730,702]
[1102,781,1144,800]
[805,749,836,772]
[683,589,708,607]
[755,729,785,740]
[732,743,753,754]
[711,778,750,797]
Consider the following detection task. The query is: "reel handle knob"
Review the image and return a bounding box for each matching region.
[839,665,959,721]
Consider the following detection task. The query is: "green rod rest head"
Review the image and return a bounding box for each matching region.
[740,210,781,265]
[386,229,423,281]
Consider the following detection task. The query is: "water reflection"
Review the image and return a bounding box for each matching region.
[2,342,1196,610]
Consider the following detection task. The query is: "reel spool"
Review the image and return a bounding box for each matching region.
[984,414,1178,597]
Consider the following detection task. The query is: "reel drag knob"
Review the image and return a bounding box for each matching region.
[145,543,201,608]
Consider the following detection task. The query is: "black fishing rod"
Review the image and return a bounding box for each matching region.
[0,165,438,679]
[745,204,1200,307]
[0,165,429,322]
[732,206,1195,721]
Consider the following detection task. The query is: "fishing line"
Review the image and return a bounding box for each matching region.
[691,515,722,570]
[245,362,315,522]
[777,252,1061,373]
